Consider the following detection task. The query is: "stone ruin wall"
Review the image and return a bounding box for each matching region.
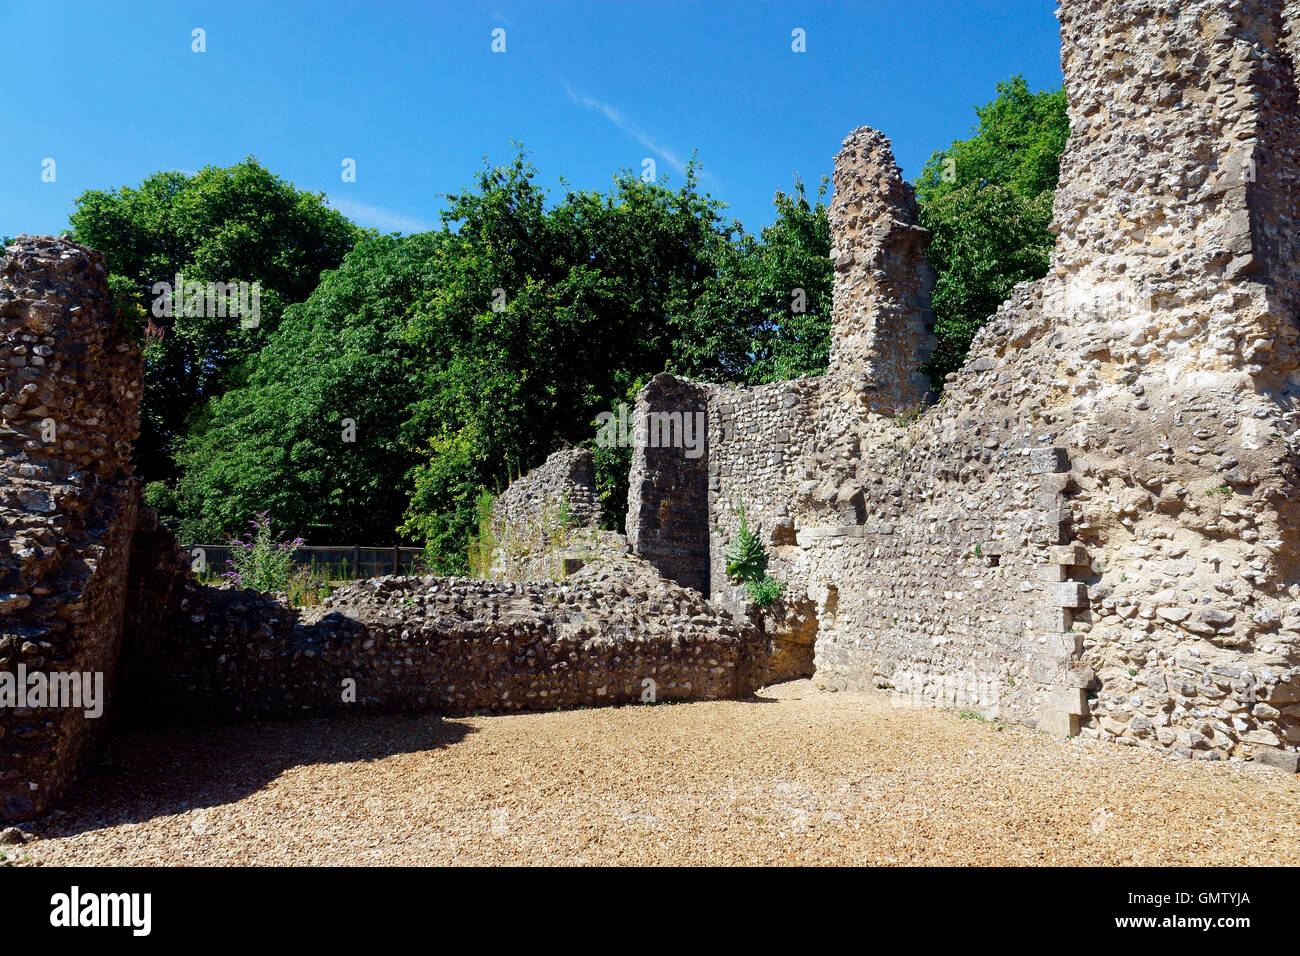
[825,128,938,412]
[491,447,602,532]
[626,0,1300,767]
[113,444,767,727]
[486,447,604,581]
[632,138,1084,733]
[705,377,820,605]
[121,560,761,724]
[625,375,712,594]
[1027,0,1300,761]
[0,237,141,819]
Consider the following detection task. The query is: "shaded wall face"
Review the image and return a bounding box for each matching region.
[625,375,711,595]
[0,237,141,821]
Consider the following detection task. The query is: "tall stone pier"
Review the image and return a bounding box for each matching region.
[0,236,141,821]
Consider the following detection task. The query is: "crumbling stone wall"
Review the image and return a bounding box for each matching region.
[706,378,819,603]
[492,447,601,532]
[486,447,605,580]
[827,127,937,411]
[1033,0,1300,761]
[0,236,141,819]
[122,556,763,722]
[625,0,1300,767]
[626,374,711,594]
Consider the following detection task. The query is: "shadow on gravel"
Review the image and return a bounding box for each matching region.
[28,712,473,839]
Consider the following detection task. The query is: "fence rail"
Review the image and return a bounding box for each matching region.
[179,544,424,578]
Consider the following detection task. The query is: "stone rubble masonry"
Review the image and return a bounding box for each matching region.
[0,236,141,820]
[625,375,711,595]
[119,551,764,724]
[623,0,1300,766]
[491,447,601,532]
[487,447,605,581]
[828,127,938,412]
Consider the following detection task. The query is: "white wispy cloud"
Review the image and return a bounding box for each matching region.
[562,83,693,178]
[326,195,436,234]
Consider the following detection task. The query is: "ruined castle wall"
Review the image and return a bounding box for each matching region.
[827,128,937,410]
[486,447,607,581]
[620,0,1300,766]
[805,0,1300,758]
[800,378,1082,725]
[122,565,762,723]
[0,237,141,821]
[625,374,711,593]
[491,447,601,532]
[705,377,819,602]
[1038,0,1300,760]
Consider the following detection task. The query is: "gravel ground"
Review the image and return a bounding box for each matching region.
[13,680,1300,866]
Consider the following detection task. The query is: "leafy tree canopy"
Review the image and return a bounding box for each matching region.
[915,76,1068,381]
[672,176,832,385]
[176,233,431,544]
[68,158,360,479]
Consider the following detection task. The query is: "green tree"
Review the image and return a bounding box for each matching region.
[68,158,360,479]
[175,233,432,544]
[915,76,1068,381]
[400,150,733,569]
[175,149,736,566]
[673,176,833,385]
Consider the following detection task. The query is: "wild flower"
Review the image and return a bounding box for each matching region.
[223,511,303,592]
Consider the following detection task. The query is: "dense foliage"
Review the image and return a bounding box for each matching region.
[672,177,833,385]
[55,75,1068,571]
[915,76,1068,381]
[175,233,430,544]
[167,149,834,567]
[68,159,359,479]
[397,153,732,566]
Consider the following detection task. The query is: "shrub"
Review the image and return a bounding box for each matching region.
[143,480,178,517]
[466,489,498,579]
[286,565,330,608]
[745,575,786,608]
[224,511,302,592]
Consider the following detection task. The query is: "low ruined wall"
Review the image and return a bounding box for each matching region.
[491,447,601,531]
[121,562,763,723]
[0,236,141,821]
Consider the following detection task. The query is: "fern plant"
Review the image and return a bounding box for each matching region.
[725,498,784,608]
[725,499,768,582]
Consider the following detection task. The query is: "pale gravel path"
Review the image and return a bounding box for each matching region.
[20,681,1300,866]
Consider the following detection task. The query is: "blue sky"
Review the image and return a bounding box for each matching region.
[1,0,1064,239]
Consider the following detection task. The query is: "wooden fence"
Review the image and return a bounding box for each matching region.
[180,544,424,579]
